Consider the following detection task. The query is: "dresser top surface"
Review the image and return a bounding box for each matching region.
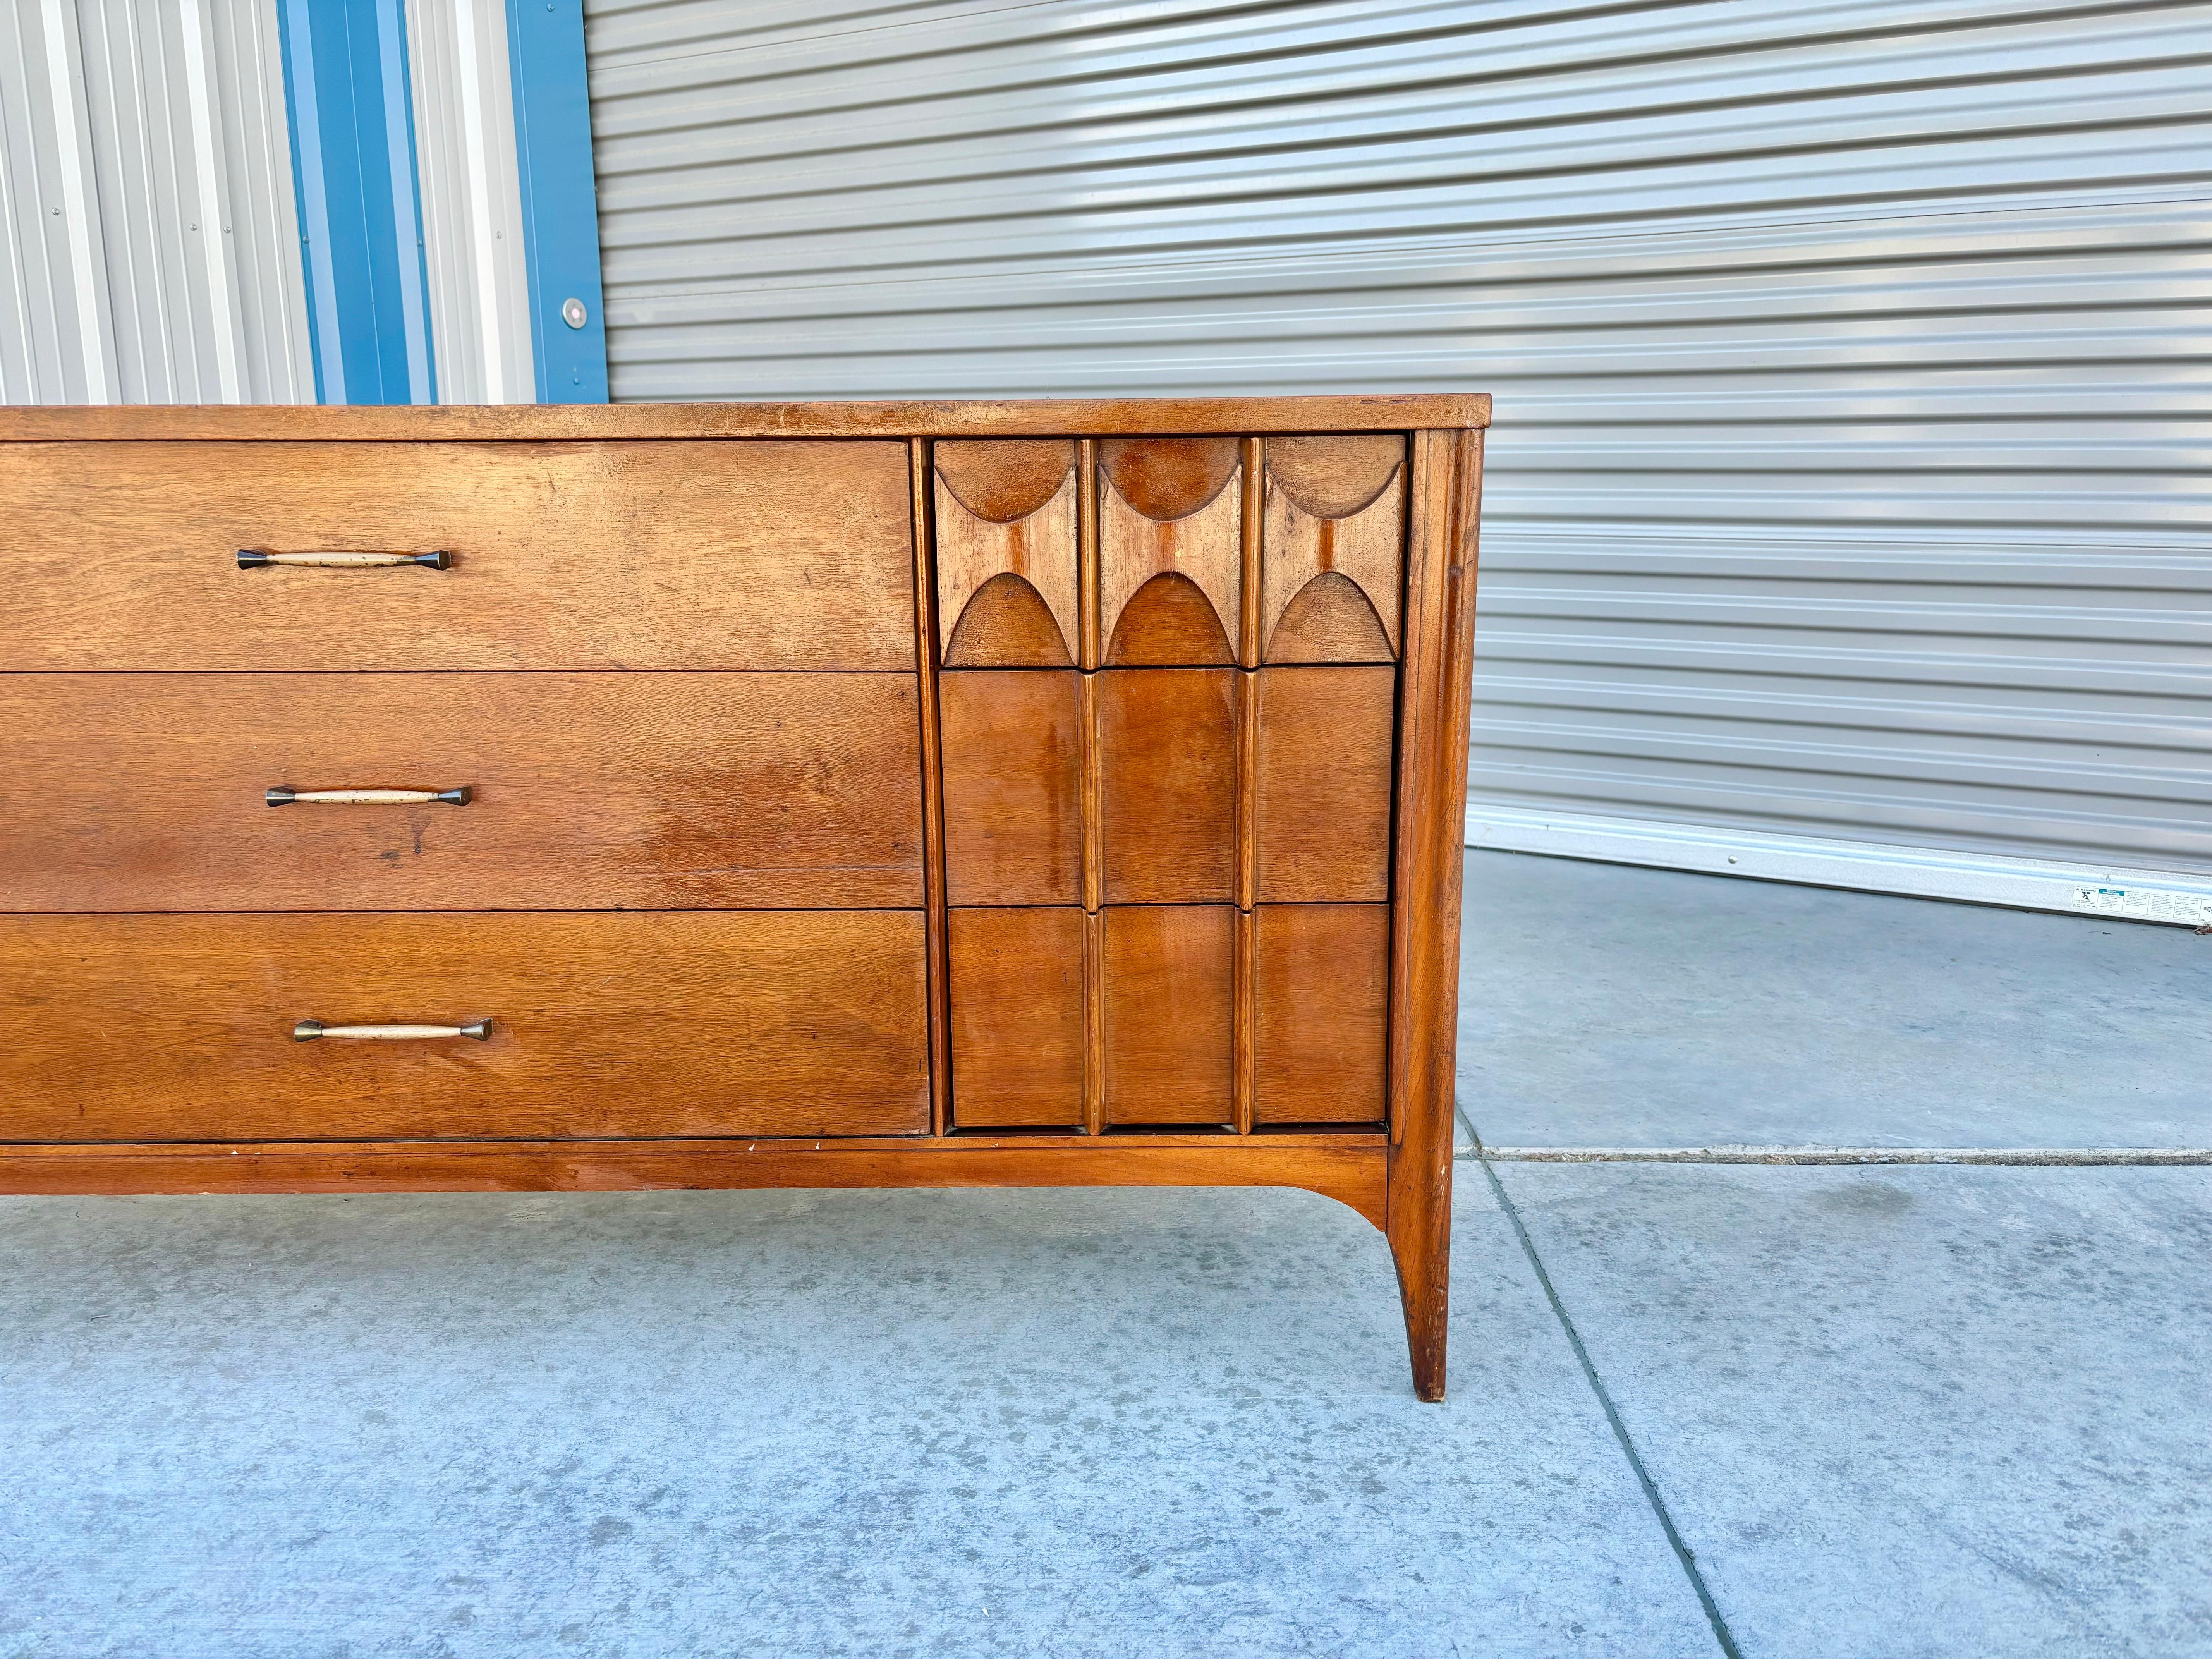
[0,394,1489,443]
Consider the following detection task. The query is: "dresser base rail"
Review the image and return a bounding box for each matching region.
[0,1134,1372,1216]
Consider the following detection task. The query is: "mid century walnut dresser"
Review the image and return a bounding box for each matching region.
[0,396,1486,1400]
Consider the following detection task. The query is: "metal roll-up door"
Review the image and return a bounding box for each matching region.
[580,0,2212,909]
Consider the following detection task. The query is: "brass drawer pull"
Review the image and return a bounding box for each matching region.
[237,549,452,570]
[293,1018,493,1042]
[266,786,472,807]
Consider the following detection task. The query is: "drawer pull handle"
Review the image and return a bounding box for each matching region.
[237,549,452,570]
[266,786,472,807]
[294,1019,493,1043]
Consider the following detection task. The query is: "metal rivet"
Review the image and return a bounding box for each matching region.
[561,297,587,329]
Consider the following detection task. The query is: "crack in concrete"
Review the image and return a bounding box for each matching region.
[1478,1151,1746,1659]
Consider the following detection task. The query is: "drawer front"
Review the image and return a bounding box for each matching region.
[0,441,915,670]
[947,906,1086,1128]
[0,912,927,1140]
[0,673,921,912]
[941,663,1392,909]
[943,902,1387,1130]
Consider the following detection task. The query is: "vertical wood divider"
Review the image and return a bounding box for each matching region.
[1239,436,1262,668]
[1233,663,1259,1134]
[1235,434,1264,1134]
[1078,438,1105,1134]
[1233,907,1256,1134]
[908,439,952,1135]
[1080,674,1104,913]
[1235,670,1259,911]
[1077,438,1101,672]
[1082,908,1106,1135]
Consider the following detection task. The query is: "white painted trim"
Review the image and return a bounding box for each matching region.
[1466,1146,2212,1166]
[1465,804,2212,929]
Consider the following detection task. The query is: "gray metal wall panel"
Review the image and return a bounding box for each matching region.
[582,0,2210,873]
[0,0,312,405]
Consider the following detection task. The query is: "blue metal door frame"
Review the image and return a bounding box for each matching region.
[280,0,609,405]
[277,0,436,405]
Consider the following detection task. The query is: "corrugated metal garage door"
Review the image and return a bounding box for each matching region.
[580,0,2212,884]
[0,0,311,403]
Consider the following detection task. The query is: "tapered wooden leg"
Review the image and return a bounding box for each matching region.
[1380,428,1481,1403]
[1387,1135,1453,1401]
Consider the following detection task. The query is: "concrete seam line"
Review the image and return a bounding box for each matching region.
[1477,1153,1745,1659]
[1460,1146,2212,1166]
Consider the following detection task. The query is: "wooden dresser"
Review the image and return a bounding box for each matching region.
[0,396,1486,1400]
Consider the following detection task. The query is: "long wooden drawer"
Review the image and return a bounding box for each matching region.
[0,912,927,1141]
[0,673,922,911]
[0,441,915,670]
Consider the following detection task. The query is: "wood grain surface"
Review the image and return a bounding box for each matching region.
[934,440,1079,666]
[0,441,915,671]
[0,673,922,911]
[1261,435,1405,662]
[1097,667,1237,904]
[0,911,929,1141]
[948,906,1085,1127]
[1253,904,1390,1124]
[1098,438,1243,666]
[0,1137,1390,1231]
[1254,665,1397,903]
[1386,428,1486,1401]
[938,669,1082,905]
[0,395,1489,442]
[910,439,954,1132]
[1102,904,1235,1126]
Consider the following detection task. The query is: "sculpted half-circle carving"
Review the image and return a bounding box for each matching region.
[1105,570,1234,666]
[945,571,1075,667]
[1267,435,1404,520]
[1099,437,1241,522]
[1264,570,1394,664]
[934,439,1075,523]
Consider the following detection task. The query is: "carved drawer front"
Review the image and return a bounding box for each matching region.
[1251,665,1394,903]
[1101,904,1237,1126]
[0,912,928,1141]
[0,441,916,671]
[1097,438,1243,666]
[1097,667,1237,903]
[1251,904,1390,1125]
[1259,435,1404,664]
[932,433,1405,673]
[939,670,1081,905]
[941,663,1390,908]
[944,902,1388,1130]
[934,440,1080,668]
[948,907,1086,1127]
[0,673,922,912]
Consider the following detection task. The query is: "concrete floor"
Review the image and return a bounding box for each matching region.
[1458,850,2212,1149]
[3,852,2208,1657]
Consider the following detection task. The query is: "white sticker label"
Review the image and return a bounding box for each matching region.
[2071,886,2212,925]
